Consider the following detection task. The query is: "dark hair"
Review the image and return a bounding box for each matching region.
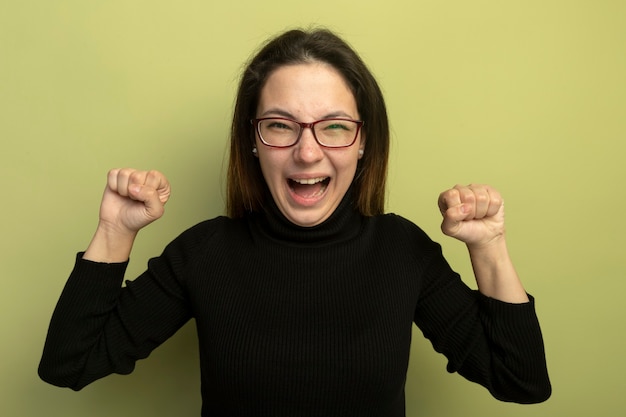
[226,28,389,218]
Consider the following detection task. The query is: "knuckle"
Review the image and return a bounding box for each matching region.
[119,167,134,176]
[475,192,488,203]
[106,169,119,183]
[146,169,160,178]
[461,189,475,202]
[128,170,146,184]
[447,188,460,198]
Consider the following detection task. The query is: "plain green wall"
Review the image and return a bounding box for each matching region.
[2,1,625,416]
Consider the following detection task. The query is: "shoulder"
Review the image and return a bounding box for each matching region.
[360,213,445,260]
[145,216,250,281]
[368,213,433,242]
[161,216,248,257]
[180,216,244,238]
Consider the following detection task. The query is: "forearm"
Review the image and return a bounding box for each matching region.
[84,221,138,263]
[467,236,529,303]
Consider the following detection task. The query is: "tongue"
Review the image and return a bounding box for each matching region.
[290,180,324,198]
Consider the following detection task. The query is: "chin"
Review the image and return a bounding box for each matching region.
[282,205,335,228]
[286,212,329,228]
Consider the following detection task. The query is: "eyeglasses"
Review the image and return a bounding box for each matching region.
[251,117,364,148]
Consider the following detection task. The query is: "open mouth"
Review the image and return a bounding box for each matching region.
[288,177,330,199]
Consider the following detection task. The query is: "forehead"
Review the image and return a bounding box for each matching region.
[257,62,358,118]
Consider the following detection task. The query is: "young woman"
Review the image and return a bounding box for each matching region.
[39,28,551,416]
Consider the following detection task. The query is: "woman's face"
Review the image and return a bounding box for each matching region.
[255,62,364,227]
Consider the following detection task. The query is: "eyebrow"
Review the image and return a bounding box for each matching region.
[259,108,356,120]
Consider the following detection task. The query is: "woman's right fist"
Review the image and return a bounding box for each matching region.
[98,168,171,234]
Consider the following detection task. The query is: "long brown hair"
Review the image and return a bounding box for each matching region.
[226,28,389,218]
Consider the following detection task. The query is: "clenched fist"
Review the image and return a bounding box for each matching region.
[83,169,171,263]
[98,168,171,234]
[438,184,505,248]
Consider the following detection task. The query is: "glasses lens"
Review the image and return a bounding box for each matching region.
[258,119,300,147]
[314,119,359,147]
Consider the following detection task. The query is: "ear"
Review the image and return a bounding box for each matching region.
[358,134,365,159]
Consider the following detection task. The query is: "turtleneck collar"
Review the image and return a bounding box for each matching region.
[248,186,364,246]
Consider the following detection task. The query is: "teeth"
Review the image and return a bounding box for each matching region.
[292,177,327,185]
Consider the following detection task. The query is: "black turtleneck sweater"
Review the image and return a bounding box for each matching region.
[39,194,551,416]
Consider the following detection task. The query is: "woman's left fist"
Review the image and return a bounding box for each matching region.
[437,184,506,247]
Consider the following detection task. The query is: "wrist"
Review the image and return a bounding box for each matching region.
[467,236,529,303]
[466,234,508,261]
[83,221,137,263]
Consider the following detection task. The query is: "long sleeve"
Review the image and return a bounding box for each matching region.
[38,252,192,390]
[410,228,551,404]
[470,294,552,403]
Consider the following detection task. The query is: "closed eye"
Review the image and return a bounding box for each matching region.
[321,121,353,132]
[325,123,350,130]
[267,121,293,130]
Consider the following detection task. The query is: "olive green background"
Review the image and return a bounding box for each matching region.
[2,1,624,416]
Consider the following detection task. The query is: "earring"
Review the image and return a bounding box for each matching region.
[358,149,364,157]
[252,147,258,155]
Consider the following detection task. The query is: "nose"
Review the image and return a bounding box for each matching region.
[294,126,324,163]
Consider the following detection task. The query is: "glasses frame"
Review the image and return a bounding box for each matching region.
[251,117,364,148]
